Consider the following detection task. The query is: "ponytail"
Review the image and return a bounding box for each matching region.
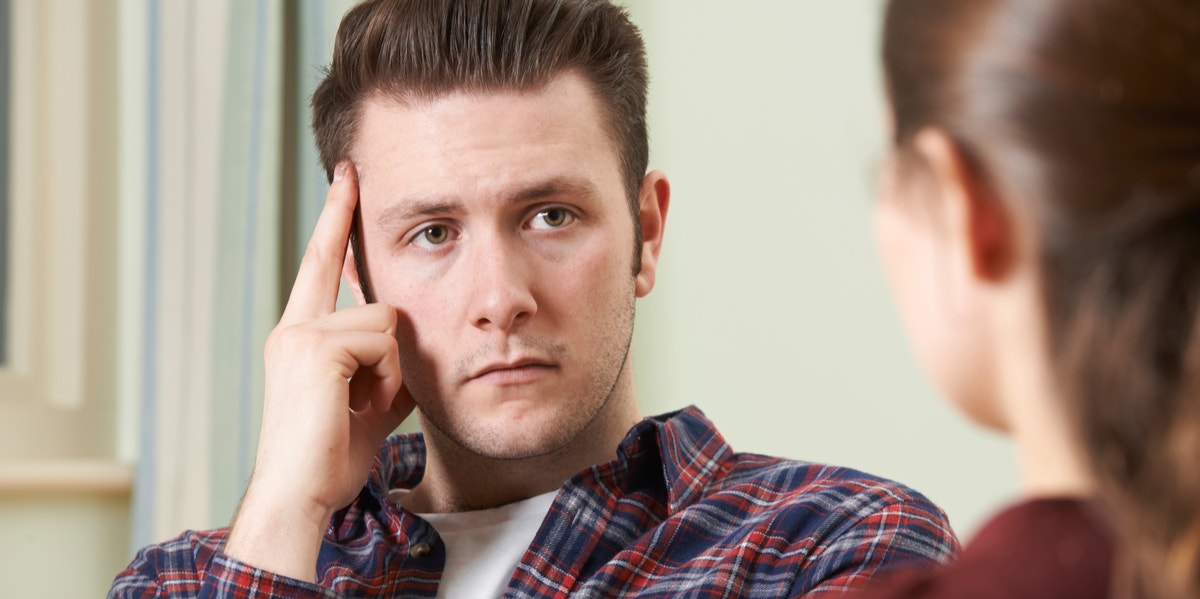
[882,1,1200,596]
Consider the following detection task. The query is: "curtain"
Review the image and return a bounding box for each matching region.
[128,0,355,550]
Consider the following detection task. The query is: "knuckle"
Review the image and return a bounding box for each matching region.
[294,329,330,356]
[265,326,328,362]
[374,303,399,331]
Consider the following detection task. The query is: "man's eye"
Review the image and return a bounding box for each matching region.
[530,208,574,230]
[413,225,452,248]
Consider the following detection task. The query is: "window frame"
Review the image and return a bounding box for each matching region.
[0,0,105,415]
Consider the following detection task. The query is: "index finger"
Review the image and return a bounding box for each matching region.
[282,162,358,324]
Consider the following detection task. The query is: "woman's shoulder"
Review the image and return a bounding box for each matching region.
[847,498,1113,599]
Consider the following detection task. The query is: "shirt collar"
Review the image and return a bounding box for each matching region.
[616,406,736,514]
[366,405,734,516]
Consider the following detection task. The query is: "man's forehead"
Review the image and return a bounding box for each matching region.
[349,73,624,211]
[353,158,608,200]
[349,72,620,174]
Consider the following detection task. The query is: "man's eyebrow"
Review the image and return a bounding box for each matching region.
[374,176,601,227]
[509,176,601,203]
[376,198,462,228]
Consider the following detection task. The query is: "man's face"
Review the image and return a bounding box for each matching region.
[350,72,650,460]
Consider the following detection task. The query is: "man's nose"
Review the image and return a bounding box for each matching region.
[466,235,537,332]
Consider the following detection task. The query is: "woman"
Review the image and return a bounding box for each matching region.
[862,0,1200,597]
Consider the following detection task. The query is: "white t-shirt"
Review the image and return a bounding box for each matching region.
[388,489,558,599]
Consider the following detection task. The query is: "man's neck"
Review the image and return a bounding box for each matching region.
[400,375,642,514]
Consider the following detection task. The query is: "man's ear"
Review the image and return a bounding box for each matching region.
[342,240,369,306]
[635,170,671,297]
[912,128,1014,286]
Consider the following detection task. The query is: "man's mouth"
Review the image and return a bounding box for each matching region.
[468,358,557,385]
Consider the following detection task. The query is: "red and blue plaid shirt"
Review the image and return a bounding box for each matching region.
[110,407,958,598]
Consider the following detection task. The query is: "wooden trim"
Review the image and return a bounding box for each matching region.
[0,460,133,495]
[42,0,90,409]
[2,0,36,384]
[0,0,92,409]
[115,0,149,463]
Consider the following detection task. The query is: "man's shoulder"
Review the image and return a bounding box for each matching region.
[721,452,938,509]
[596,442,958,596]
[656,407,952,533]
[708,452,955,544]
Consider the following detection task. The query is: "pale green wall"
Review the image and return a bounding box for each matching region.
[0,494,130,598]
[625,0,1016,538]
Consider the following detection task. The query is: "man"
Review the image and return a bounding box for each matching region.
[111,1,957,597]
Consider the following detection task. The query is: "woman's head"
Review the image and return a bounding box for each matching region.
[880,0,1200,596]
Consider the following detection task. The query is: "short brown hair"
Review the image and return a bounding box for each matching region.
[311,0,649,208]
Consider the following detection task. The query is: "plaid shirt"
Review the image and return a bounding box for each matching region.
[110,407,958,598]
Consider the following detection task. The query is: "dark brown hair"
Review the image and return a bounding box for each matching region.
[884,0,1200,597]
[312,0,649,301]
[311,0,648,205]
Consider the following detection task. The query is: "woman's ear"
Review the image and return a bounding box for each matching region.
[913,128,1015,285]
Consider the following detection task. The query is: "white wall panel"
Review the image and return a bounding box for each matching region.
[624,0,1016,539]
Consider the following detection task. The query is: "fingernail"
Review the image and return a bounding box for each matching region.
[334,162,348,182]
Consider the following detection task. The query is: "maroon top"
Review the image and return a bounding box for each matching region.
[848,498,1113,599]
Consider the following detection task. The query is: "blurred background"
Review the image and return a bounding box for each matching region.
[0,0,1014,595]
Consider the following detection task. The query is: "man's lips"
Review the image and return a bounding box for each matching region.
[468,358,557,385]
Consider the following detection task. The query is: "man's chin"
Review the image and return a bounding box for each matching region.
[449,424,577,461]
[422,402,586,461]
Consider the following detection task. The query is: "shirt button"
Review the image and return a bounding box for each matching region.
[409,542,433,558]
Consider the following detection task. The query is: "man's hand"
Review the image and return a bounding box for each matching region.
[225,162,414,582]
